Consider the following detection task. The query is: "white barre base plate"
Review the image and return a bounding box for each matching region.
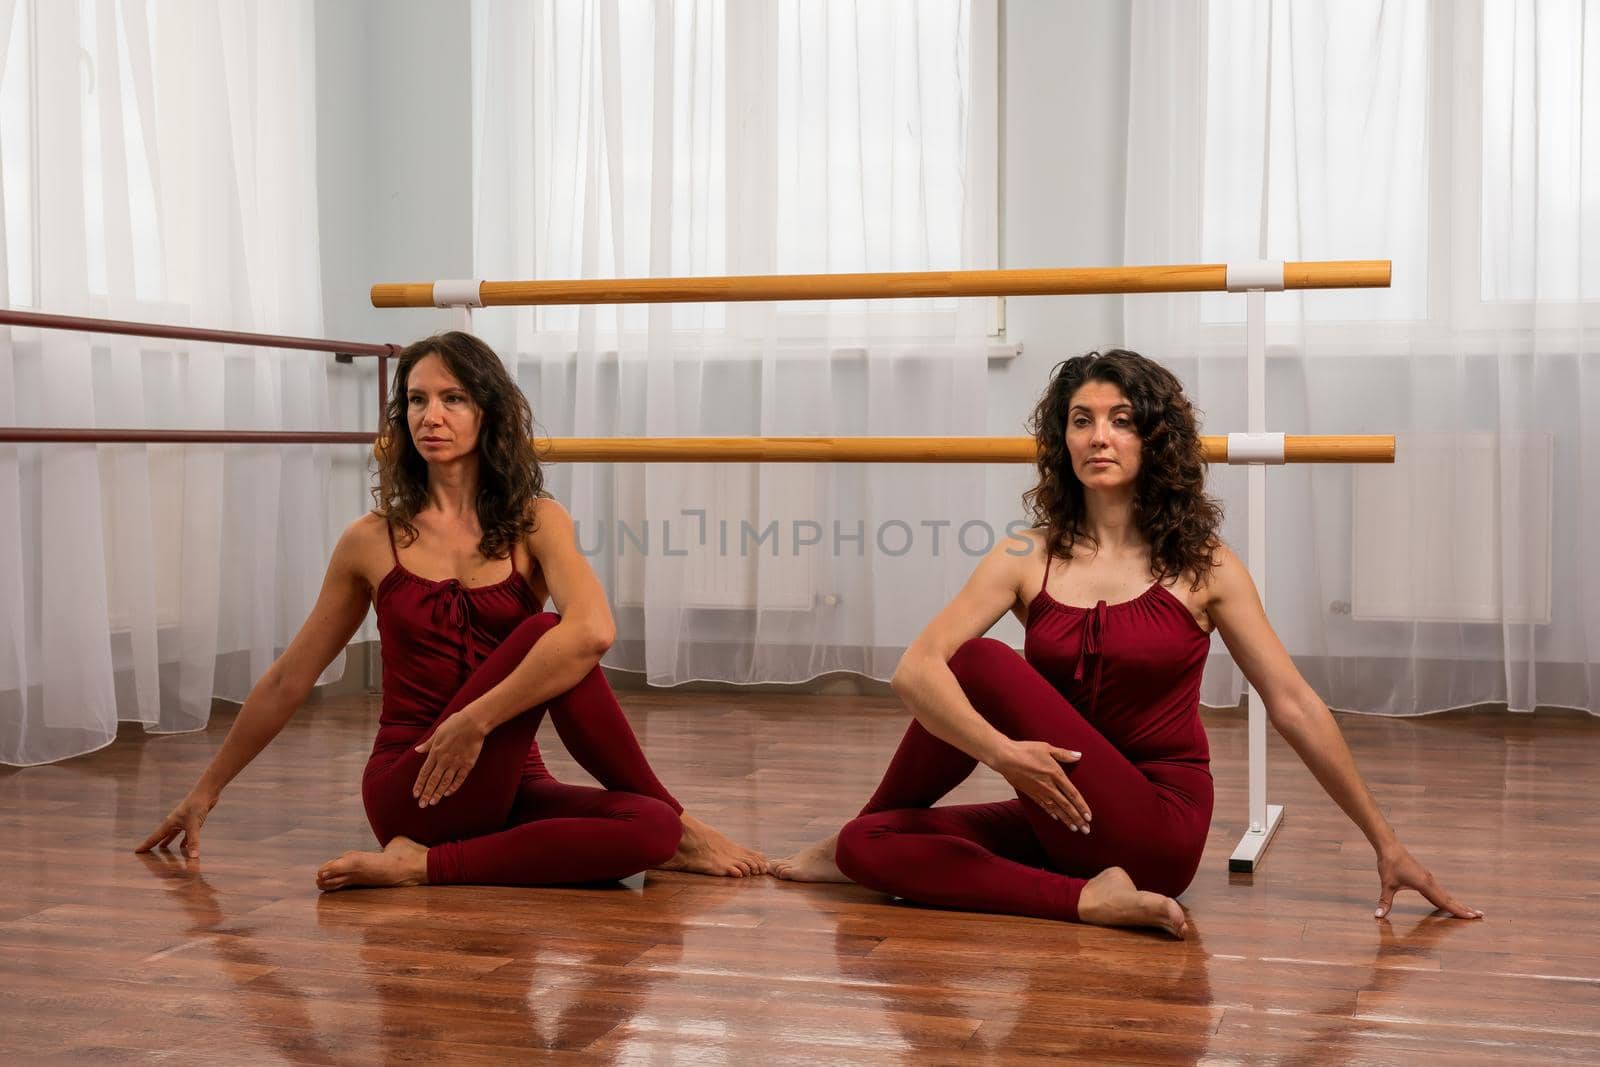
[1228,804,1285,874]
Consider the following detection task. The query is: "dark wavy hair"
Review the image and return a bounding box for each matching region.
[372,331,545,559]
[1022,349,1223,588]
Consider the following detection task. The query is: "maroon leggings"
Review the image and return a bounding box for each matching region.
[362,613,684,886]
[835,638,1212,922]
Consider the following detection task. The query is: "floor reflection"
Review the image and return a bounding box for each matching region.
[136,851,335,1062]
[1202,912,1476,1062]
[314,878,678,1059]
[840,900,1217,1063]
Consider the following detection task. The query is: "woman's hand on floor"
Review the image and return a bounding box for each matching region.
[413,712,488,806]
[135,790,216,858]
[1375,845,1483,920]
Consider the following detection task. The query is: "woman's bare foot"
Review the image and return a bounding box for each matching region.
[658,812,768,877]
[770,833,851,883]
[1077,866,1188,938]
[316,836,430,891]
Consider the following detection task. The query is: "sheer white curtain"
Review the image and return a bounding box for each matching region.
[472,0,999,683]
[0,0,336,765]
[1127,0,1600,715]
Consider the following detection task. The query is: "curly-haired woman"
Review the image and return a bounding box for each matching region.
[138,332,766,888]
[773,350,1479,936]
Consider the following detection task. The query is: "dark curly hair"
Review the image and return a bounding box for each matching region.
[372,331,546,559]
[1022,349,1223,589]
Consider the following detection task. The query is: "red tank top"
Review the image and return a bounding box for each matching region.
[1024,552,1212,767]
[374,522,545,734]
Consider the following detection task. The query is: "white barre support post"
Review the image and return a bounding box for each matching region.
[432,279,484,331]
[1228,272,1286,874]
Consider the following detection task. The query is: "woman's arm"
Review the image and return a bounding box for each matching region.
[1207,545,1481,918]
[410,498,618,804]
[888,534,1093,828]
[135,516,377,856]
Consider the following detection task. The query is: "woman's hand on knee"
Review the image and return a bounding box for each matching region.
[413,712,488,807]
[992,740,1092,831]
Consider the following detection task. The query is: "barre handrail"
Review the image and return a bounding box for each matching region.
[0,429,1395,464]
[0,429,379,445]
[0,308,398,358]
[533,436,1395,464]
[372,261,1391,308]
[0,307,399,432]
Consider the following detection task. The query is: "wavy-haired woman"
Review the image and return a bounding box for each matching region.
[774,349,1479,936]
[139,332,765,888]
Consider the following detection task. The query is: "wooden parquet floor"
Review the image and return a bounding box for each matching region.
[3,689,1597,1064]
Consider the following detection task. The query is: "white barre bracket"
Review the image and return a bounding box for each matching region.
[431,279,484,308]
[432,279,483,331]
[1226,431,1286,465]
[1225,260,1285,292]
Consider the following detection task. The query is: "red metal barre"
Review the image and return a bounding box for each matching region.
[0,307,397,434]
[0,429,378,445]
[0,308,395,358]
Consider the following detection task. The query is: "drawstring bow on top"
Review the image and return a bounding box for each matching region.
[424,579,481,672]
[1073,600,1108,717]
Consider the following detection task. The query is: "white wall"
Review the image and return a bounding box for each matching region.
[315,0,475,346]
[314,1,476,638]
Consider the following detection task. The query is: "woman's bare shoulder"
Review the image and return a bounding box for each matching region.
[1167,539,1239,629]
[521,497,583,571]
[977,526,1047,614]
[334,513,394,590]
[524,496,574,545]
[1188,539,1241,589]
[344,511,394,550]
[349,511,388,537]
[528,496,570,525]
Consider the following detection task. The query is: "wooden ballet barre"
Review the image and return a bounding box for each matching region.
[0,429,1393,464]
[531,435,1395,464]
[371,261,1391,308]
